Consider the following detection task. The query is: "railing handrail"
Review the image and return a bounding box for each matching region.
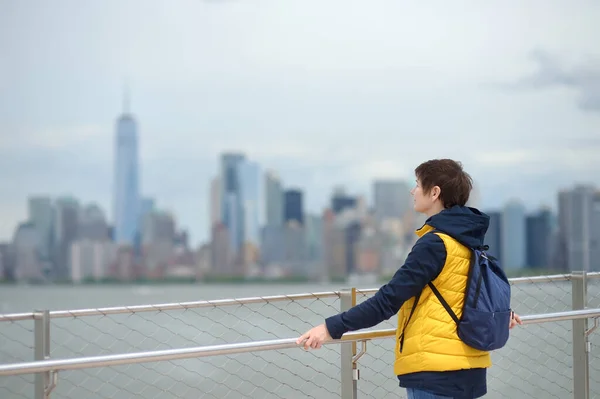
[0,291,341,322]
[1,272,599,322]
[356,272,600,295]
[1,307,599,377]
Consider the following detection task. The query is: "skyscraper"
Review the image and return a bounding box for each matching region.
[27,196,53,260]
[210,177,221,230]
[220,152,246,251]
[113,92,140,245]
[13,222,42,281]
[331,187,356,215]
[373,180,410,220]
[239,160,261,246]
[284,189,304,225]
[78,204,110,241]
[265,171,283,227]
[558,185,599,271]
[53,197,80,279]
[484,211,502,262]
[501,200,526,269]
[525,208,553,268]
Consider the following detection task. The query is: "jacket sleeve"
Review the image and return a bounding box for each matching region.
[324,233,447,339]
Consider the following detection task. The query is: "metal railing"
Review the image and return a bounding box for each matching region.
[1,309,599,391]
[0,271,599,399]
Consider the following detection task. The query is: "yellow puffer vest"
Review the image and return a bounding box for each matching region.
[393,225,491,376]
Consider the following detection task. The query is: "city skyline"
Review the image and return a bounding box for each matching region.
[3,116,599,282]
[4,153,596,249]
[1,1,599,246]
[4,168,597,283]
[1,147,597,247]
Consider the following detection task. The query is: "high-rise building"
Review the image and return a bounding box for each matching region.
[141,210,176,277]
[331,187,356,215]
[79,204,110,241]
[356,227,383,274]
[113,92,140,245]
[0,244,15,281]
[305,214,324,262]
[284,221,306,276]
[344,221,362,274]
[209,177,221,229]
[558,185,600,271]
[322,209,346,278]
[211,223,233,276]
[27,196,53,261]
[70,240,117,283]
[260,225,286,265]
[501,200,526,269]
[239,160,261,246]
[525,208,553,268]
[53,197,80,279]
[373,180,410,220]
[265,171,283,227]
[13,222,42,281]
[220,152,246,252]
[284,189,304,225]
[139,198,155,222]
[484,211,502,262]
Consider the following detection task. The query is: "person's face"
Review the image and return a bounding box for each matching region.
[410,179,440,215]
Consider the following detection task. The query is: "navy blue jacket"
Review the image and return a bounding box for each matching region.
[325,206,490,398]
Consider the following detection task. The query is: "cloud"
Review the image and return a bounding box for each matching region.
[0,125,107,151]
[473,150,533,166]
[502,49,600,113]
[1,1,600,245]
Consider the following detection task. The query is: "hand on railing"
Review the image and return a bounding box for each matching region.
[296,323,332,350]
[510,312,523,330]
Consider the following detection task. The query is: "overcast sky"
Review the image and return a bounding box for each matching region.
[1,0,599,245]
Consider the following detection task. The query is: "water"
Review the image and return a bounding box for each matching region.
[0,281,599,399]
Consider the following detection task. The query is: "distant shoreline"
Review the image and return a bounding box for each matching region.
[0,268,571,286]
[0,276,344,286]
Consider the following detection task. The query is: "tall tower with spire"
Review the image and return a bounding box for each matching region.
[113,86,140,245]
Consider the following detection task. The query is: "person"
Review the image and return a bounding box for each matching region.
[297,159,522,399]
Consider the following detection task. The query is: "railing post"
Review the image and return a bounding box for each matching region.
[340,288,357,399]
[572,272,589,399]
[34,310,50,399]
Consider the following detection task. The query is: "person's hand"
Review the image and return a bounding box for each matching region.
[296,323,332,350]
[509,312,522,329]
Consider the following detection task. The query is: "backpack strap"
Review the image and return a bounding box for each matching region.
[399,228,483,349]
[427,282,459,325]
[428,246,487,326]
[422,228,461,324]
[398,291,421,353]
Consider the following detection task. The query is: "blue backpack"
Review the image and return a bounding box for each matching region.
[399,238,512,353]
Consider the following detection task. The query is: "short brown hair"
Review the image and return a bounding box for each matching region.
[415,159,473,208]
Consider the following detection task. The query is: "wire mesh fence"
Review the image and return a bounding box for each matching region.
[353,275,592,399]
[492,277,575,398]
[48,348,343,399]
[488,320,573,399]
[0,318,34,399]
[1,294,344,399]
[0,273,599,399]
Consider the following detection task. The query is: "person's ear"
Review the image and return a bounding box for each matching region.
[431,186,441,200]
